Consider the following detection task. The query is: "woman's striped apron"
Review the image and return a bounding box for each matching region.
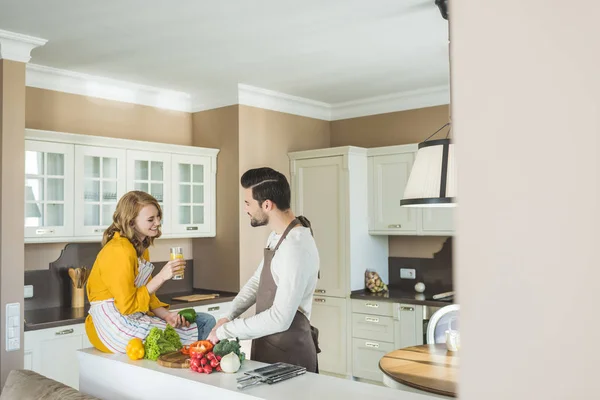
[88,257,198,354]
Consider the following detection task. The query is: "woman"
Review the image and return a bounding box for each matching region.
[85,191,216,353]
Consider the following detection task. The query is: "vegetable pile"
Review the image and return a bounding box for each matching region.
[144,325,183,361]
[213,338,245,363]
[188,338,246,374]
[189,350,222,374]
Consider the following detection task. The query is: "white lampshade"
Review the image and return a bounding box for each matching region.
[401,139,456,207]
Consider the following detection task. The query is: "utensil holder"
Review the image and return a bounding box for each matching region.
[72,285,85,308]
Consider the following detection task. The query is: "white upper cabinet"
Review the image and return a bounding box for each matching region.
[74,145,127,237]
[24,140,74,240]
[126,150,172,235]
[170,154,215,237]
[367,145,454,236]
[24,129,219,243]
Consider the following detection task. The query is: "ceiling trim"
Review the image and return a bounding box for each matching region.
[26,64,192,112]
[330,85,450,120]
[0,29,47,63]
[238,84,332,121]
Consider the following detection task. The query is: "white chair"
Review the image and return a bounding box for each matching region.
[426,304,460,344]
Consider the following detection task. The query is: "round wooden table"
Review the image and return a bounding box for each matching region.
[379,344,458,398]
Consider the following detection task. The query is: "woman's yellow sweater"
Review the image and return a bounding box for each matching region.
[85,232,168,352]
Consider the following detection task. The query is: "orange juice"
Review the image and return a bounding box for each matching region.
[169,247,184,280]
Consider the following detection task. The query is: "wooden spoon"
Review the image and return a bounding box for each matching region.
[68,268,78,286]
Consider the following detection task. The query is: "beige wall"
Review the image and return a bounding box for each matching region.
[191,106,240,292]
[238,106,330,288]
[451,1,599,398]
[24,88,195,270]
[0,60,27,385]
[331,106,451,258]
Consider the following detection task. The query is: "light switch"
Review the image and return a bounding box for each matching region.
[24,285,34,299]
[5,303,20,352]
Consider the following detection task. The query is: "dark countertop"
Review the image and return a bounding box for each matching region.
[350,288,454,307]
[24,288,238,332]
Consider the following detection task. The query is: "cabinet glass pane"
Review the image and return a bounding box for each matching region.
[25,203,43,227]
[103,181,117,201]
[84,156,100,178]
[179,164,191,183]
[179,206,191,224]
[192,165,204,183]
[84,180,100,201]
[25,151,44,175]
[179,184,191,203]
[135,160,149,180]
[134,182,149,192]
[151,161,163,181]
[103,157,118,179]
[46,153,64,176]
[84,204,100,226]
[47,178,64,201]
[192,206,204,224]
[151,183,163,202]
[193,185,204,203]
[46,204,64,226]
[25,179,43,201]
[102,204,115,226]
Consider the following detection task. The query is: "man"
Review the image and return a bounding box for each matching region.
[206,167,320,372]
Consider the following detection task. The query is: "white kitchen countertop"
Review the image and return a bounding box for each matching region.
[77,348,440,400]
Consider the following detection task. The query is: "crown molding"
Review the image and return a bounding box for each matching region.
[26,64,192,112]
[238,84,332,121]
[330,85,450,120]
[191,90,238,113]
[0,29,47,63]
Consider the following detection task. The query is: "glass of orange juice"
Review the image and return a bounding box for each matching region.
[170,247,184,280]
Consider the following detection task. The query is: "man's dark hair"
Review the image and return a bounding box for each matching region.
[241,167,291,211]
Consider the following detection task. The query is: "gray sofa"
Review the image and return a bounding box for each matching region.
[0,370,100,400]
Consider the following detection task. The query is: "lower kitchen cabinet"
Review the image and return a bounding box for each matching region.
[24,323,92,389]
[310,295,347,375]
[350,299,423,382]
[191,300,232,321]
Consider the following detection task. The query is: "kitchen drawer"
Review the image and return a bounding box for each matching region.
[352,313,394,343]
[351,299,393,317]
[352,338,395,382]
[192,301,232,320]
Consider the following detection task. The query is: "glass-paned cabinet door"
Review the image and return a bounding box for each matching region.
[24,140,74,239]
[171,154,212,235]
[74,146,126,237]
[126,150,172,234]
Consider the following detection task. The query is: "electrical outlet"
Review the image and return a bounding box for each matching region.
[24,285,34,299]
[400,268,416,279]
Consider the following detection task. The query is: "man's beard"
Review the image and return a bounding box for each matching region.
[249,212,268,227]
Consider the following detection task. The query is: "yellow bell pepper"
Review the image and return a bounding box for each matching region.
[126,338,145,360]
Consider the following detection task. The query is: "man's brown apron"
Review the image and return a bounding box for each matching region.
[250,217,321,373]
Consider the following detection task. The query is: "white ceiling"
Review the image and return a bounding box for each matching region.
[0,0,449,107]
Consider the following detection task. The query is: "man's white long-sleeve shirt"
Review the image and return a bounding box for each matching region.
[216,226,319,341]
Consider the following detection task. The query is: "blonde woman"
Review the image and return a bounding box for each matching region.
[85,191,215,353]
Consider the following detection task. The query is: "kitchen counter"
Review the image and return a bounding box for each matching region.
[24,288,237,331]
[77,348,439,400]
[350,288,454,307]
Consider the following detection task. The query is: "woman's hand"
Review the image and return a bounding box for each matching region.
[165,312,190,329]
[158,259,186,281]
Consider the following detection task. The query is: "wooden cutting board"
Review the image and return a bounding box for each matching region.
[172,293,220,302]
[156,351,190,368]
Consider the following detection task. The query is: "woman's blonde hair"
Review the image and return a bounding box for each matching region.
[102,191,162,256]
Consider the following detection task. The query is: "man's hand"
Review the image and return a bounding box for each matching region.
[207,328,219,345]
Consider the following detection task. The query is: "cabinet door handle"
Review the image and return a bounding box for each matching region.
[365,303,379,308]
[400,306,414,311]
[314,298,326,303]
[365,342,380,349]
[35,229,55,235]
[186,226,199,231]
[314,289,326,294]
[93,229,104,233]
[365,316,379,323]
[388,224,402,228]
[55,328,74,336]
[208,306,220,312]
